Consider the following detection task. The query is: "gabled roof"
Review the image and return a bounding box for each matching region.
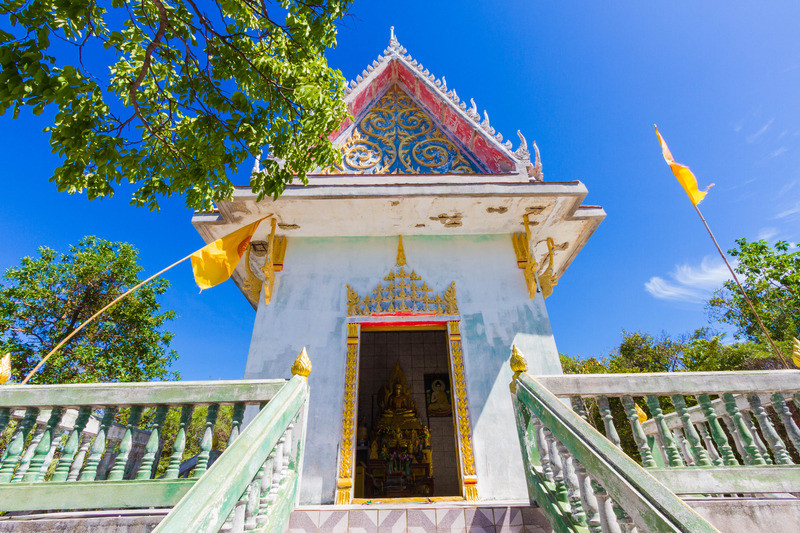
[316,28,542,180]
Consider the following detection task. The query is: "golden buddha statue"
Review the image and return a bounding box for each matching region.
[376,363,421,433]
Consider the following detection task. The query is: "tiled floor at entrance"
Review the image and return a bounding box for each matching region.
[286,501,552,532]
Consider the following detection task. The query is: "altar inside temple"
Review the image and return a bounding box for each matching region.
[354,329,460,499]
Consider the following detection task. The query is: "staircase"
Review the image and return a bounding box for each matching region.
[285,501,552,532]
[509,350,800,533]
[3,353,800,532]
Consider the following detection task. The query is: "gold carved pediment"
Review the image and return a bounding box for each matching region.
[346,237,458,316]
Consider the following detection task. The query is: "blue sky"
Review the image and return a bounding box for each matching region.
[1,2,799,380]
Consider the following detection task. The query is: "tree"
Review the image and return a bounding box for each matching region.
[560,329,783,375]
[0,236,177,384]
[708,238,800,344]
[0,0,351,211]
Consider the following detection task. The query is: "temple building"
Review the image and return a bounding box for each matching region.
[4,28,798,533]
[191,30,605,506]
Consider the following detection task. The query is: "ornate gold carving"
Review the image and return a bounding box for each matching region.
[509,345,528,394]
[323,85,482,175]
[346,285,360,316]
[261,218,278,305]
[243,218,287,305]
[347,237,459,316]
[272,235,287,272]
[448,320,478,500]
[511,233,529,269]
[512,218,561,300]
[443,282,459,315]
[335,324,360,505]
[291,347,312,379]
[537,238,558,299]
[396,235,407,266]
[243,242,263,302]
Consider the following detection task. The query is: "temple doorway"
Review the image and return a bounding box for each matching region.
[353,327,461,499]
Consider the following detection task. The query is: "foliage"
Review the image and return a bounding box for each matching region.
[560,329,787,376]
[0,236,177,384]
[708,238,800,343]
[153,404,234,478]
[0,0,351,211]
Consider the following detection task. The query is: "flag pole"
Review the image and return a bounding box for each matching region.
[20,252,196,384]
[692,204,790,369]
[18,215,270,385]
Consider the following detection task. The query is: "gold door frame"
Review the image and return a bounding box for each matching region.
[334,319,478,504]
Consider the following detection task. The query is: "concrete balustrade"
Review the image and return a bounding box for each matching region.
[514,367,800,532]
[1,369,310,533]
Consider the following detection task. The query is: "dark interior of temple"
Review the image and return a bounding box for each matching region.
[354,328,460,498]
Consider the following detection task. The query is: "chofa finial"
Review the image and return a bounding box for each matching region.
[390,26,395,41]
[532,141,543,181]
[291,347,312,379]
[515,130,530,160]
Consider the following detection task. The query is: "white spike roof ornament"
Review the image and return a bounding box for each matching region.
[340,27,537,173]
[533,141,543,181]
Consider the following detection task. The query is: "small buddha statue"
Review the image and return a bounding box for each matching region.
[379,382,421,431]
[369,440,379,460]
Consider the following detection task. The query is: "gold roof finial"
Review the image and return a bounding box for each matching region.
[0,353,11,385]
[291,347,312,379]
[396,235,407,266]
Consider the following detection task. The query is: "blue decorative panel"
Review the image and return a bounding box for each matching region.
[324,85,484,175]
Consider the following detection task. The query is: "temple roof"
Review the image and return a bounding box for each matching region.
[313,27,540,181]
[192,30,606,309]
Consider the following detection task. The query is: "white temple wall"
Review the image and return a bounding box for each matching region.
[243,234,562,504]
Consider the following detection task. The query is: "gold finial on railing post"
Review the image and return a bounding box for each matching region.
[291,347,312,380]
[0,353,11,385]
[509,345,528,393]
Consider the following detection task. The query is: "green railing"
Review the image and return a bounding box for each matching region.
[0,349,312,533]
[509,347,720,533]
[533,369,800,499]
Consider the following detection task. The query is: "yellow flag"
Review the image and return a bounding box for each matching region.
[0,353,11,385]
[793,338,800,369]
[190,218,264,290]
[654,126,713,206]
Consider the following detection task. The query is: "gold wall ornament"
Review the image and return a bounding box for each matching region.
[509,345,528,394]
[243,218,287,306]
[511,233,530,270]
[291,347,312,379]
[537,237,559,299]
[261,218,278,305]
[323,85,483,175]
[447,320,478,500]
[243,241,263,302]
[335,324,360,505]
[512,220,562,300]
[0,353,11,385]
[396,235,407,266]
[346,237,459,316]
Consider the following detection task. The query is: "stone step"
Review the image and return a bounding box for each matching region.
[286,500,552,533]
[0,509,166,532]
